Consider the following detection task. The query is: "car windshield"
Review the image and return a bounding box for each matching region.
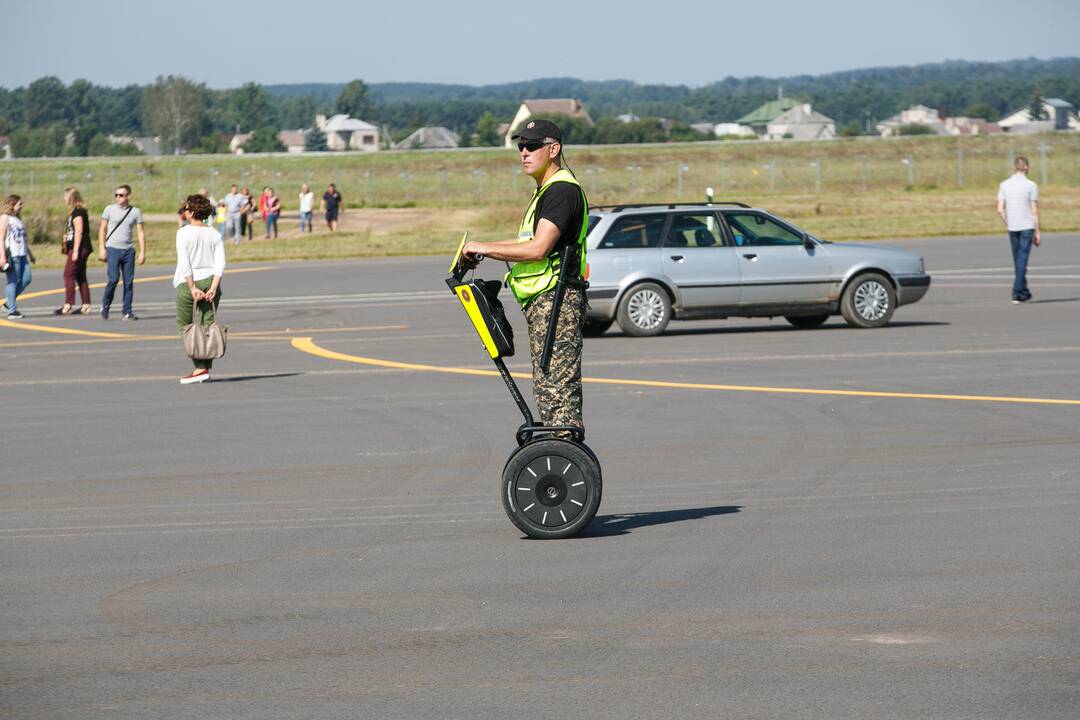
[586,215,601,237]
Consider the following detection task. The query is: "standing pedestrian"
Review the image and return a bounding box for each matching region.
[98,184,146,320]
[1,194,36,319]
[321,183,343,231]
[264,188,280,239]
[214,201,228,238]
[258,186,270,231]
[298,183,314,233]
[997,156,1040,303]
[223,184,245,244]
[240,186,254,240]
[174,194,225,384]
[54,188,91,315]
[461,119,589,438]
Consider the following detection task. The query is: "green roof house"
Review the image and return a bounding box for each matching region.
[737,97,799,134]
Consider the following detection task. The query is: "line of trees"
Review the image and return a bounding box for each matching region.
[2,57,1078,157]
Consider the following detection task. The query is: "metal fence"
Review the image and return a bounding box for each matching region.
[1,135,1076,218]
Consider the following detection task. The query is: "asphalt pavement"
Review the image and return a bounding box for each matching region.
[2,233,1078,719]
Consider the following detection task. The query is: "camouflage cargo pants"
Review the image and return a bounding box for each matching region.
[524,286,586,434]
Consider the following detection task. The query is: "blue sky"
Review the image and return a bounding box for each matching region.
[10,0,1080,88]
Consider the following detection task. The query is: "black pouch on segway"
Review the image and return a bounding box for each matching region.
[452,278,515,359]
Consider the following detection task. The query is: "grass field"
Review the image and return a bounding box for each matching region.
[8,131,1080,268]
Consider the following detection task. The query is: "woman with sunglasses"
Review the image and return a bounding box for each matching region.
[460,119,590,439]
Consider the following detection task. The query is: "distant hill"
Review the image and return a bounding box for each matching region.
[266,56,1080,129]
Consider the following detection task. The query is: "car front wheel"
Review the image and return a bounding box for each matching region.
[841,273,895,328]
[616,282,671,336]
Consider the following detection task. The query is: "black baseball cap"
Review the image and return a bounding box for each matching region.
[512,119,563,143]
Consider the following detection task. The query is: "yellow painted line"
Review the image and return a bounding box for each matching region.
[17,265,277,301]
[0,318,131,338]
[290,337,1080,407]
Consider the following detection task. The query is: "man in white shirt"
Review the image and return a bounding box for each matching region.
[223,184,246,244]
[298,184,314,233]
[996,156,1040,303]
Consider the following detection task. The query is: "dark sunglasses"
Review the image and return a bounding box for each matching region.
[115,192,129,197]
[518,140,552,153]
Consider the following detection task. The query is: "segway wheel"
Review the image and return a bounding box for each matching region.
[502,439,602,539]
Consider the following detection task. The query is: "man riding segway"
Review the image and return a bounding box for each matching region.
[461,119,589,439]
[453,118,600,538]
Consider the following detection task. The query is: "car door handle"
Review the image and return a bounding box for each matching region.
[742,253,758,260]
[669,255,684,262]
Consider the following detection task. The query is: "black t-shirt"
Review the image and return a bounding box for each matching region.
[65,208,92,252]
[323,191,341,213]
[534,181,586,264]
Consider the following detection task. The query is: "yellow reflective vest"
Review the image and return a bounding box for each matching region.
[506,168,589,307]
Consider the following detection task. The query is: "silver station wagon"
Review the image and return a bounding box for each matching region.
[583,202,931,336]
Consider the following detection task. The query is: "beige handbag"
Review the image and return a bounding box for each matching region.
[183,298,227,360]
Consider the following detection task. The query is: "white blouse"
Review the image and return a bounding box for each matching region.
[173,224,226,287]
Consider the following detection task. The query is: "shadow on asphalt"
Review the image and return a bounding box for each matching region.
[1028,297,1079,304]
[211,372,302,383]
[579,505,743,538]
[594,321,950,338]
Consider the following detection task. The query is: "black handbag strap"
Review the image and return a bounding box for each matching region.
[104,207,134,243]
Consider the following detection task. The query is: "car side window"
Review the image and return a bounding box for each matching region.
[724,212,804,247]
[597,213,667,249]
[664,213,726,248]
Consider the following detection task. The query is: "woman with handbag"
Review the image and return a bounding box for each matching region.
[174,194,226,385]
[54,187,92,315]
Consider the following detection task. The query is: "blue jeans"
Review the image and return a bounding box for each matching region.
[265,213,278,238]
[299,211,313,233]
[1008,229,1034,300]
[227,214,242,243]
[101,246,136,315]
[4,255,31,311]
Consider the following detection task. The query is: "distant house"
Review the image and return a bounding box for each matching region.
[737,97,799,136]
[108,135,161,155]
[504,99,593,148]
[277,130,306,154]
[393,126,460,150]
[766,103,836,141]
[316,114,381,151]
[228,133,252,154]
[999,98,1079,133]
[876,105,945,137]
[713,123,756,138]
[690,122,717,136]
[616,113,641,124]
[942,117,1001,136]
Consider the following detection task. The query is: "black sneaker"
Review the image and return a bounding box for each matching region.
[122,312,139,321]
[100,308,109,320]
[7,310,24,319]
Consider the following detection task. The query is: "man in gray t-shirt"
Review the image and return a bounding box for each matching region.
[996,156,1040,303]
[98,184,146,319]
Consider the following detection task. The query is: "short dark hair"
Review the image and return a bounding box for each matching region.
[1015,156,1030,172]
[117,184,132,194]
[183,193,214,221]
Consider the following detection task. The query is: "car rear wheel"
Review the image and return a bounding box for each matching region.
[841,273,895,328]
[616,282,671,336]
[785,314,829,329]
[583,319,613,337]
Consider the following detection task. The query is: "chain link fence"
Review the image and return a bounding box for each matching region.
[1,135,1077,223]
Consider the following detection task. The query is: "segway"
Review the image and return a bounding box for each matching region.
[447,234,602,539]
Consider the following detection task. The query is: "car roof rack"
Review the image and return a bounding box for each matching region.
[590,201,751,212]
